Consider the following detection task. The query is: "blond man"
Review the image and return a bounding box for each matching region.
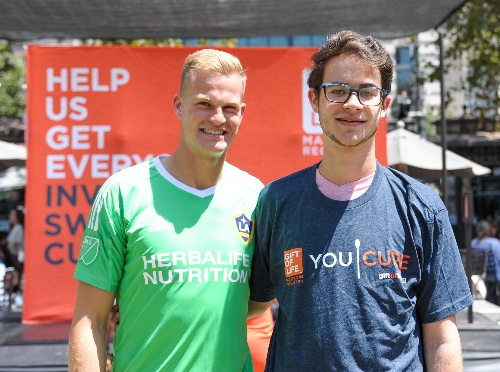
[69,49,262,372]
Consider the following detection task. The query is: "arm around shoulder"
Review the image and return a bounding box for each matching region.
[68,281,116,372]
[422,314,463,372]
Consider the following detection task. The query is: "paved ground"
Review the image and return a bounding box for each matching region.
[1,300,500,371]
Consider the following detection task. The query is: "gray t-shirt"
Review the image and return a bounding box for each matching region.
[7,224,24,263]
[250,162,473,371]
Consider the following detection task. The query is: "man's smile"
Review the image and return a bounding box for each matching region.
[201,128,225,135]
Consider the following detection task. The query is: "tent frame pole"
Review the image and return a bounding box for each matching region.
[439,30,448,208]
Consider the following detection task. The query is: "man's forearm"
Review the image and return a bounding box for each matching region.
[424,338,463,371]
[69,317,108,372]
[68,282,116,372]
[423,315,463,372]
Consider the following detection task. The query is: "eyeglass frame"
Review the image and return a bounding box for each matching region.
[320,82,388,106]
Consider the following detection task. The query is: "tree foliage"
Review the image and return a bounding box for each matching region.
[0,43,26,117]
[441,0,500,119]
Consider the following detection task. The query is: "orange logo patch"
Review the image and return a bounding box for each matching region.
[284,248,304,286]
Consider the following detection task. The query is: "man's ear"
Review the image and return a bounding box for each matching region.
[308,88,320,113]
[240,102,247,120]
[380,95,392,117]
[173,93,182,119]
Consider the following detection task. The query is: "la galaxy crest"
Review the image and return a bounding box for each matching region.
[234,212,254,244]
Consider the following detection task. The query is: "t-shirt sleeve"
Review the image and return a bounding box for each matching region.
[73,181,127,292]
[250,190,276,302]
[492,241,500,283]
[416,208,473,323]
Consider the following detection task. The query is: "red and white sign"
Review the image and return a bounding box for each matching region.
[25,46,387,323]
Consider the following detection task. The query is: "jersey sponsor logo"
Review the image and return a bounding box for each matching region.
[284,248,304,286]
[79,235,99,266]
[141,251,251,285]
[234,212,253,244]
[148,217,174,232]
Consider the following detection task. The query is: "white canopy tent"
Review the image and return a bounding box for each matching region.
[0,0,467,40]
[0,140,26,169]
[0,166,26,190]
[387,125,491,182]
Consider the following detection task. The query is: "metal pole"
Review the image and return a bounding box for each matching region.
[439,31,448,208]
[462,190,474,323]
[413,37,425,137]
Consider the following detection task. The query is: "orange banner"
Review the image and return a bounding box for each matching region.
[25,46,387,323]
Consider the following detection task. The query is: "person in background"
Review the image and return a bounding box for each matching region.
[7,207,24,270]
[0,246,8,307]
[0,243,20,307]
[471,220,500,305]
[69,49,263,372]
[248,30,472,371]
[489,219,499,239]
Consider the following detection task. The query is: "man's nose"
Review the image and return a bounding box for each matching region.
[210,107,226,124]
[343,91,363,108]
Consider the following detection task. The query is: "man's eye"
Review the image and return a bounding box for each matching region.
[360,90,376,97]
[330,89,346,95]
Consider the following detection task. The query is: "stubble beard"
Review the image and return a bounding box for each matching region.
[319,110,380,148]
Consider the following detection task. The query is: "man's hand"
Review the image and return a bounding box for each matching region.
[108,304,120,333]
[422,314,463,372]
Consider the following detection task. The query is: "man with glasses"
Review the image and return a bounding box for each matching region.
[248,30,472,371]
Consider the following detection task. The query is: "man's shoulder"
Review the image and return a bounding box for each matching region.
[99,159,156,196]
[224,162,264,195]
[380,166,445,213]
[260,165,315,199]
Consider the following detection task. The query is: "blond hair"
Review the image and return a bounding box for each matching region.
[180,49,246,94]
[476,220,490,241]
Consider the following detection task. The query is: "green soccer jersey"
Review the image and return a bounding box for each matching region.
[74,157,263,372]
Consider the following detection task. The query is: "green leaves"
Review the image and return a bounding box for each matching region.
[0,43,25,117]
[441,0,500,118]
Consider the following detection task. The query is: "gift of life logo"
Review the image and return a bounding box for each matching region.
[302,70,324,157]
[284,248,304,286]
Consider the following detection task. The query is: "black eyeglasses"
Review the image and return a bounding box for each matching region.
[321,82,387,106]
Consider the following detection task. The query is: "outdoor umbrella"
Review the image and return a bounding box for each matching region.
[0,140,27,168]
[387,124,491,181]
[0,165,26,190]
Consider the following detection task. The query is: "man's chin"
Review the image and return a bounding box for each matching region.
[324,128,377,148]
[199,143,229,156]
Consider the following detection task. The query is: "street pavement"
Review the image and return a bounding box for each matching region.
[1,300,500,371]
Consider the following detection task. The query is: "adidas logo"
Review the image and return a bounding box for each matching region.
[148,217,174,232]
